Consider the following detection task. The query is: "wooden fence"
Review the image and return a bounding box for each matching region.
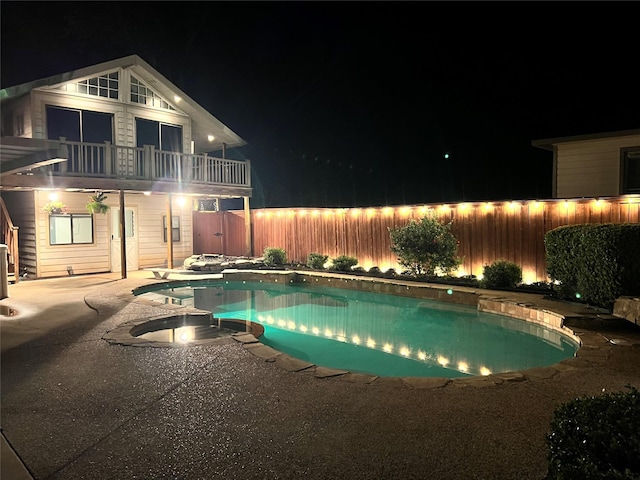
[193,195,640,284]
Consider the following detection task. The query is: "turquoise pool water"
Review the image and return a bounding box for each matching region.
[138,280,579,378]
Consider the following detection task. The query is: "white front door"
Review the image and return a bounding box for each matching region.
[110,207,139,272]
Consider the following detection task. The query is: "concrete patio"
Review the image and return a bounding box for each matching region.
[2,270,640,480]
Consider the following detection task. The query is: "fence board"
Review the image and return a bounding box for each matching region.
[194,196,639,283]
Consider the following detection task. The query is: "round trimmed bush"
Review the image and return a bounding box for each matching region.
[482,259,522,289]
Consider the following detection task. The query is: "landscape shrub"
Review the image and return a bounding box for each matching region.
[545,385,640,480]
[367,266,382,276]
[545,223,640,308]
[384,268,397,278]
[389,215,462,276]
[306,252,329,270]
[331,255,358,272]
[263,247,286,266]
[482,259,522,289]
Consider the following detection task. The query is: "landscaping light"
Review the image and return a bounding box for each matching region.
[575,293,582,299]
[447,289,453,295]
[480,367,492,376]
[399,207,412,217]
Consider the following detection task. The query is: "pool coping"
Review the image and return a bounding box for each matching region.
[105,269,635,389]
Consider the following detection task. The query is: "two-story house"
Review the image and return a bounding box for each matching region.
[0,55,252,280]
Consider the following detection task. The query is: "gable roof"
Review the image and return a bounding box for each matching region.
[0,54,247,153]
[532,129,640,151]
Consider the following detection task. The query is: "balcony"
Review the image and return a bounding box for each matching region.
[4,139,252,197]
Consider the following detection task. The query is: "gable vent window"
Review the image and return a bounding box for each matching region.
[61,72,119,99]
[130,76,175,111]
[621,147,640,194]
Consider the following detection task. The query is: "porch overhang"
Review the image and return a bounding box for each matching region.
[0,137,68,176]
[0,172,252,198]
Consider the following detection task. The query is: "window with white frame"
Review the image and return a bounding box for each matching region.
[49,214,94,245]
[163,215,181,242]
[16,114,24,135]
[60,71,119,99]
[621,147,640,194]
[130,76,175,110]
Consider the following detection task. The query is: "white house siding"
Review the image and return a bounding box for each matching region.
[1,94,33,137]
[33,191,194,277]
[134,194,193,268]
[31,68,192,151]
[35,190,110,278]
[123,104,192,152]
[556,135,640,198]
[2,191,37,275]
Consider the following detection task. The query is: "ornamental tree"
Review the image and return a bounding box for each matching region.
[389,215,462,276]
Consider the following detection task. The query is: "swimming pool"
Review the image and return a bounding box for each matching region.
[137,279,580,378]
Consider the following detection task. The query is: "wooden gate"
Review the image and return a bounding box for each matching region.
[192,211,247,256]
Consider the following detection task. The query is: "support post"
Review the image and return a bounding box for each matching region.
[243,196,252,257]
[0,244,8,299]
[119,190,127,279]
[166,193,174,269]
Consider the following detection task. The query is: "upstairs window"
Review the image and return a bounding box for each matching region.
[621,147,640,194]
[59,71,119,99]
[46,106,114,173]
[130,76,175,110]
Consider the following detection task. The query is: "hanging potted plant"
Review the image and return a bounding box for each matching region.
[43,200,68,215]
[86,191,109,214]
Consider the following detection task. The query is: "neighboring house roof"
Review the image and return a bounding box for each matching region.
[0,54,247,153]
[532,129,640,151]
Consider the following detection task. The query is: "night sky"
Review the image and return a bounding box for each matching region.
[2,1,639,208]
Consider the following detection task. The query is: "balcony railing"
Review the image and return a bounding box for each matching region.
[39,140,251,187]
